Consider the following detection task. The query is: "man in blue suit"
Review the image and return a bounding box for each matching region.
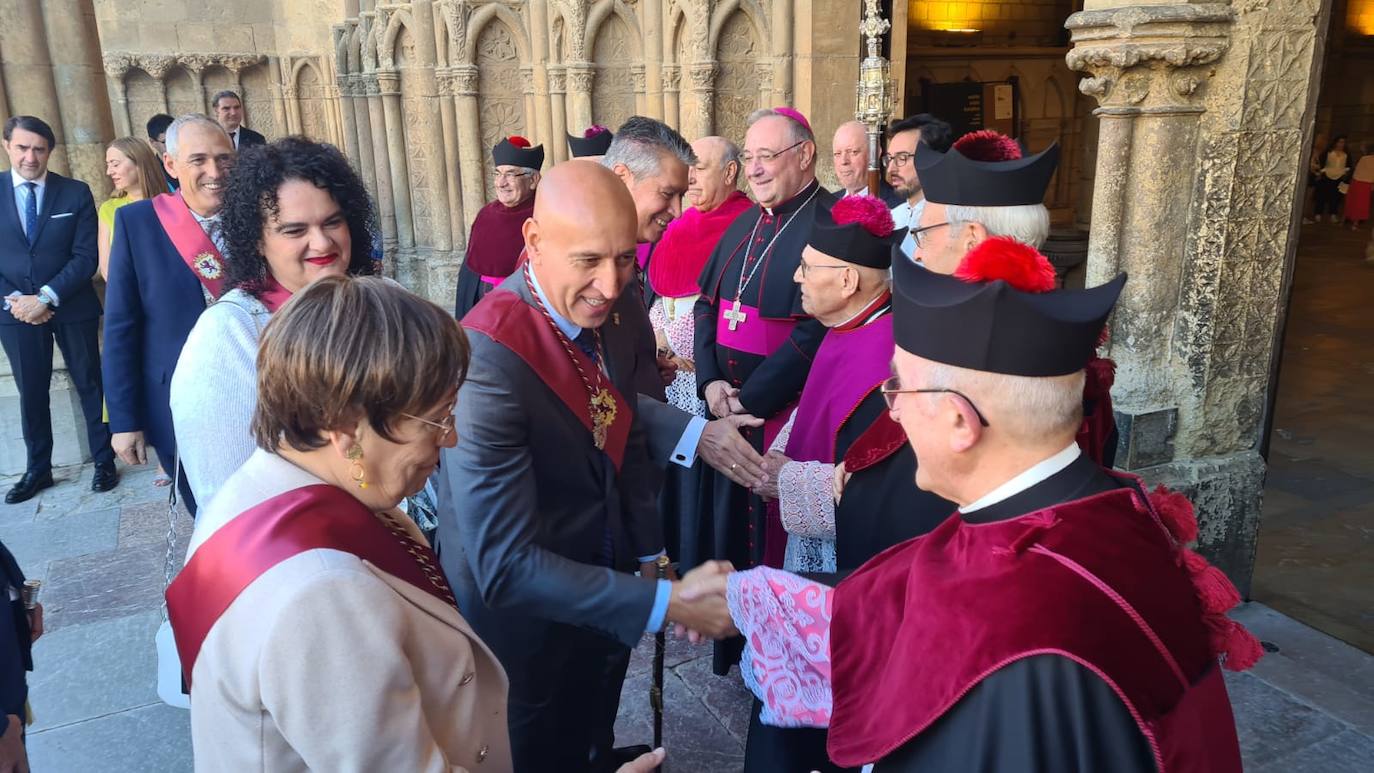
[0,115,116,503]
[104,114,235,515]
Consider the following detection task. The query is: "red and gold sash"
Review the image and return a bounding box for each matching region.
[463,289,633,470]
[165,484,456,688]
[151,192,226,299]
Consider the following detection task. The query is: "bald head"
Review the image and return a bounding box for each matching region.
[832,121,869,195]
[687,136,741,211]
[524,161,638,328]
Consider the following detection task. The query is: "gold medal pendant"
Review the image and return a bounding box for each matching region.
[589,387,617,450]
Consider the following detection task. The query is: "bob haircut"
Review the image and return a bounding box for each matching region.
[252,275,470,452]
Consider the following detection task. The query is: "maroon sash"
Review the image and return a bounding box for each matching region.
[165,484,456,688]
[463,289,633,470]
[151,192,226,299]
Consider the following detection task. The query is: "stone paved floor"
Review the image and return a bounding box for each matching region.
[1255,220,1374,653]
[4,462,1374,771]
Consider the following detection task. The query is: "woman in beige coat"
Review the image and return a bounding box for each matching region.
[167,276,664,772]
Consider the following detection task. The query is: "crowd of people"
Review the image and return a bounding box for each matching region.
[0,95,1270,772]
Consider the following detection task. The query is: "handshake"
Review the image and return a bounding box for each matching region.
[664,560,738,642]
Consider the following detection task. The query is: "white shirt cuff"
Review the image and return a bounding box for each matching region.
[40,285,59,306]
[669,415,708,468]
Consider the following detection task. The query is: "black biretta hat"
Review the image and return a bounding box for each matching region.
[492,136,544,169]
[892,254,1125,377]
[806,195,905,270]
[568,126,614,157]
[916,139,1060,207]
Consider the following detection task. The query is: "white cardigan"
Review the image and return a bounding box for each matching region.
[170,288,272,506]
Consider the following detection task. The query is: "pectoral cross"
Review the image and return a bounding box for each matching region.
[724,299,748,331]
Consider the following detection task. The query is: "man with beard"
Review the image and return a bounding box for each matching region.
[690,107,835,674]
[453,136,543,318]
[884,114,952,259]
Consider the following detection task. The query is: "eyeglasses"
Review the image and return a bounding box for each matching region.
[881,151,915,167]
[401,411,456,443]
[493,170,530,182]
[911,222,949,249]
[741,140,806,166]
[880,377,990,426]
[798,259,850,278]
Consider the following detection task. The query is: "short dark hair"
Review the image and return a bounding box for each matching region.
[211,90,242,109]
[603,116,697,178]
[253,275,470,452]
[146,113,174,140]
[3,116,55,150]
[221,136,377,298]
[890,113,953,153]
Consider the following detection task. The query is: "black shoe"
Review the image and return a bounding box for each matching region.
[91,462,119,493]
[5,471,54,504]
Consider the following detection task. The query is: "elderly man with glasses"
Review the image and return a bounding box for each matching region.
[454,136,544,318]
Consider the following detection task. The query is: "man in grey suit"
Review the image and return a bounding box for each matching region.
[437,162,735,772]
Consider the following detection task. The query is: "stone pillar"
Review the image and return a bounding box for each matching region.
[180,55,210,114]
[141,56,173,116]
[644,0,664,120]
[772,0,794,104]
[685,62,717,139]
[348,76,379,201]
[377,70,415,249]
[43,0,115,187]
[521,66,538,139]
[284,83,304,135]
[265,57,289,138]
[436,69,466,248]
[453,64,485,232]
[662,64,680,130]
[1067,0,1331,593]
[549,66,569,163]
[0,0,68,173]
[411,0,454,253]
[632,65,647,116]
[336,77,362,175]
[529,0,557,159]
[102,54,135,139]
[365,77,398,248]
[567,62,594,132]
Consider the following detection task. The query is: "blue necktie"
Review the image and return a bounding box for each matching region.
[22,182,38,245]
[574,329,598,364]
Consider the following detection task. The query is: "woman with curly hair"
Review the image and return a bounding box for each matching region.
[169,136,377,505]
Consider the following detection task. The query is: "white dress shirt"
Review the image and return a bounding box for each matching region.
[890,198,926,259]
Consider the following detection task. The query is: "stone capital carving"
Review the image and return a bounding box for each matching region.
[179,54,213,75]
[630,65,646,92]
[218,54,267,74]
[440,0,470,64]
[548,65,567,94]
[138,54,176,80]
[520,66,535,93]
[376,70,401,95]
[452,64,480,96]
[282,84,299,99]
[566,63,595,94]
[361,76,381,97]
[102,53,136,79]
[1066,4,1232,111]
[661,64,680,92]
[687,62,718,92]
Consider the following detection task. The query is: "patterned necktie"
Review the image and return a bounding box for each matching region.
[23,182,38,244]
[573,328,599,364]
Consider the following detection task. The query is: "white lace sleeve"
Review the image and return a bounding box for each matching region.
[769,408,798,454]
[779,460,837,574]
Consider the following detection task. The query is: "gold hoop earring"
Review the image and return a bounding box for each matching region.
[346,445,368,490]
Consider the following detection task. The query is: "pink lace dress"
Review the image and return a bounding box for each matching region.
[649,294,705,417]
[770,410,837,573]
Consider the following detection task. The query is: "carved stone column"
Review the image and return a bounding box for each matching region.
[685,62,717,140]
[180,55,210,113]
[410,0,454,262]
[102,54,135,138]
[43,0,116,187]
[436,69,466,249]
[364,76,397,247]
[566,63,595,133]
[527,0,556,159]
[771,0,794,104]
[662,64,680,130]
[1068,0,1330,591]
[631,65,647,116]
[140,55,174,115]
[348,75,379,201]
[521,66,538,140]
[453,65,486,232]
[643,0,664,120]
[335,77,362,175]
[377,69,415,249]
[284,82,303,135]
[548,65,569,164]
[1,0,68,172]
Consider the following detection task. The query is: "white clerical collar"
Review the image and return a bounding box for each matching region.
[959,443,1081,514]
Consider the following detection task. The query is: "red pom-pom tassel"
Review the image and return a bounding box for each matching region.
[952,130,1022,162]
[830,195,895,238]
[953,237,1056,293]
[1149,486,1199,545]
[507,135,531,148]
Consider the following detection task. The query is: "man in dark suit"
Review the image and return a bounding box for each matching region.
[104,114,235,515]
[146,113,178,191]
[211,90,265,150]
[437,162,734,773]
[0,116,116,503]
[0,539,39,772]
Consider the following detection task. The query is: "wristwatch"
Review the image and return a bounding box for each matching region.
[36,289,53,306]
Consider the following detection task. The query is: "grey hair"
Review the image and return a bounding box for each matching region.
[601,115,697,179]
[717,138,742,170]
[946,203,1051,249]
[211,90,242,109]
[923,360,1085,444]
[748,108,815,145]
[165,113,230,158]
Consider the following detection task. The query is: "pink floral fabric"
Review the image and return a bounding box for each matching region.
[726,566,836,728]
